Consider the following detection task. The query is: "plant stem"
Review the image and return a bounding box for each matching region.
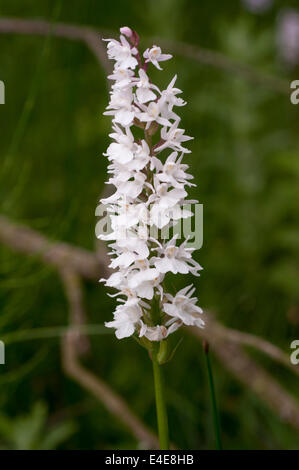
[204,342,222,450]
[152,350,169,450]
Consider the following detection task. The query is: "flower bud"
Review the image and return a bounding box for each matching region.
[120,26,133,37]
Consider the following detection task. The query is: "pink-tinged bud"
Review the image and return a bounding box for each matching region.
[120,27,140,47]
[120,26,133,38]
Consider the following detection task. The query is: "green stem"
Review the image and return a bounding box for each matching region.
[152,350,169,450]
[204,342,222,450]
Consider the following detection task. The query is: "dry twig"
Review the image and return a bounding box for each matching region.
[61,331,159,448]
[195,314,299,377]
[1,214,298,432]
[158,38,289,95]
[60,266,159,448]
[0,18,111,74]
[0,17,289,95]
[0,214,105,280]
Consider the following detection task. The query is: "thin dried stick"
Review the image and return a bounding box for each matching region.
[0,214,105,280]
[60,267,159,449]
[0,18,111,74]
[0,214,295,374]
[1,213,299,431]
[0,215,295,371]
[0,18,289,94]
[204,316,299,377]
[60,268,90,355]
[61,331,159,449]
[158,38,289,95]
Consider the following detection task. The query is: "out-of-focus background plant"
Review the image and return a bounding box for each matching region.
[0,0,298,450]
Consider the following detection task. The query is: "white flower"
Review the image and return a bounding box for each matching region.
[149,181,187,207]
[160,75,186,109]
[153,152,194,188]
[134,69,158,104]
[119,202,148,226]
[110,234,149,259]
[137,101,171,129]
[158,75,186,121]
[148,182,187,228]
[105,172,146,202]
[143,46,172,70]
[155,120,193,154]
[104,35,138,69]
[139,323,167,341]
[104,88,135,126]
[102,270,127,290]
[131,140,151,170]
[108,68,135,89]
[127,259,162,300]
[106,141,150,185]
[139,321,181,341]
[105,297,143,339]
[152,237,203,275]
[105,125,136,164]
[163,285,204,328]
[109,250,140,270]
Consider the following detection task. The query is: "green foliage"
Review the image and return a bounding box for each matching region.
[0,0,298,450]
[0,402,76,450]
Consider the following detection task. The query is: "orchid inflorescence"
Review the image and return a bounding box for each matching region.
[98,26,204,346]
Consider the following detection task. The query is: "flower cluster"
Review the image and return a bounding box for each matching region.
[98,27,204,342]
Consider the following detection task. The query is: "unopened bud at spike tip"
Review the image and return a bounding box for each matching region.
[120,26,133,37]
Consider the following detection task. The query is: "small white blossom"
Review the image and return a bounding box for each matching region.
[143,46,172,70]
[148,181,187,228]
[134,69,158,104]
[105,297,143,339]
[158,75,186,120]
[155,121,193,154]
[105,125,136,164]
[153,152,194,188]
[152,237,203,276]
[127,259,162,300]
[139,323,167,341]
[108,68,135,89]
[104,88,135,126]
[104,35,138,69]
[163,285,204,328]
[137,101,171,129]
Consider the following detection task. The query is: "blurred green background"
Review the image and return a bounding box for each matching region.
[0,0,298,450]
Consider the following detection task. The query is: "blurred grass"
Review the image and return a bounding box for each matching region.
[0,0,298,450]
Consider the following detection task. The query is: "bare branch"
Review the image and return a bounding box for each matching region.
[61,330,159,448]
[60,268,90,355]
[203,316,299,377]
[1,213,298,431]
[59,265,159,448]
[158,38,289,95]
[0,214,296,373]
[0,18,112,75]
[0,17,289,95]
[0,214,106,280]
